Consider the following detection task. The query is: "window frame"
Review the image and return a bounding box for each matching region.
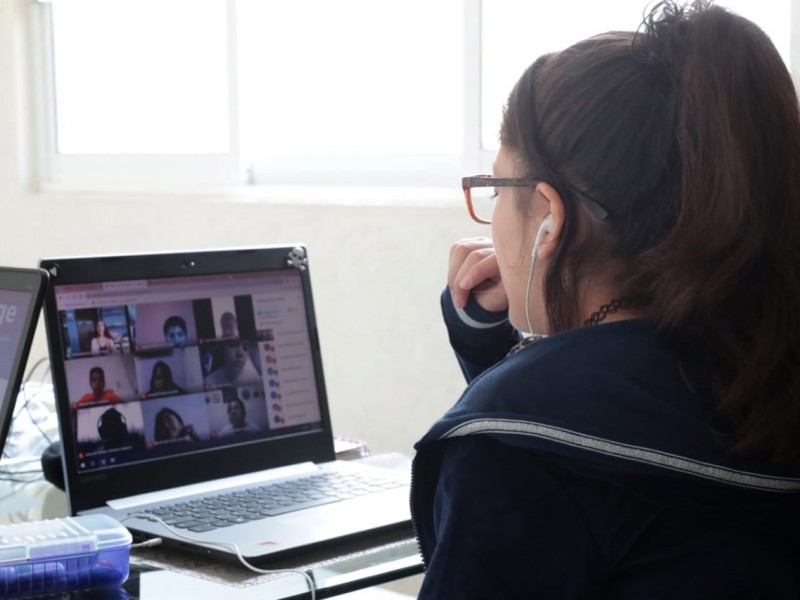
[30,0,798,193]
[33,0,485,190]
[32,0,243,189]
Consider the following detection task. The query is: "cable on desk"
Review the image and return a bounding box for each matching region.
[0,456,47,485]
[131,537,163,550]
[0,359,59,524]
[0,469,46,479]
[3,356,56,464]
[23,356,50,384]
[16,357,55,447]
[122,513,317,600]
[0,479,36,503]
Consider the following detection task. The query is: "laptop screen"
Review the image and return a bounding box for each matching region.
[50,268,323,474]
[0,268,48,455]
[0,290,36,401]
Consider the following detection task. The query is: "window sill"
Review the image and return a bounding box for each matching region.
[33,183,462,208]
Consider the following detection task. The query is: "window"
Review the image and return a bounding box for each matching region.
[480,1,791,153]
[51,0,229,155]
[37,0,792,190]
[39,0,237,187]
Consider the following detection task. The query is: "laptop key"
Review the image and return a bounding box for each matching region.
[259,495,341,516]
[209,520,235,528]
[172,519,207,529]
[188,524,220,533]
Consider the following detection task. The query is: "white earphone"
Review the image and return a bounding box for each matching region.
[531,215,554,258]
[524,214,554,336]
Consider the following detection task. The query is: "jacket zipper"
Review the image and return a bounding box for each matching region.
[408,452,429,570]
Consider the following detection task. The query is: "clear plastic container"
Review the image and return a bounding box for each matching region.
[0,513,131,597]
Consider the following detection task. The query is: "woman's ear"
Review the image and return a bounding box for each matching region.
[533,182,566,259]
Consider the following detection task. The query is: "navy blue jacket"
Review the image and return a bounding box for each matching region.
[410,289,800,599]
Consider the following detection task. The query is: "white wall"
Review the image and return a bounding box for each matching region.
[0,0,483,456]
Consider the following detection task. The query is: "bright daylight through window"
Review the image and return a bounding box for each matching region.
[43,0,790,188]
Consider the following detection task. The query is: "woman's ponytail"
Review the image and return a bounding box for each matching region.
[638,2,800,461]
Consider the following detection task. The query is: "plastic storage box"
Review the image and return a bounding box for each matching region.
[0,514,131,598]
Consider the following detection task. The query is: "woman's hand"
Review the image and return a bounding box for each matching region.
[448,238,508,312]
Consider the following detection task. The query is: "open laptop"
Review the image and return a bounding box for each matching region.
[40,245,412,565]
[0,267,48,456]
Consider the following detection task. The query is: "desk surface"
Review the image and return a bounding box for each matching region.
[56,531,422,600]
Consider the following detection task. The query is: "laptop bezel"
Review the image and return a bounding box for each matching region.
[40,245,337,514]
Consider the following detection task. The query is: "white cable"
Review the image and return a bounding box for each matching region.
[524,250,537,336]
[122,513,316,599]
[524,220,551,339]
[131,538,164,550]
[23,357,50,384]
[15,367,56,447]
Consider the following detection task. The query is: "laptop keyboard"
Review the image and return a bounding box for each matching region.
[138,471,405,533]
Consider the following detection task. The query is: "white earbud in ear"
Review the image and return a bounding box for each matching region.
[531,215,554,258]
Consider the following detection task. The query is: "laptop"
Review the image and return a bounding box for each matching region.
[40,245,412,565]
[0,267,48,456]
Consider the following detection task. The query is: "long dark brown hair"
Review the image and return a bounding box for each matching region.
[500,1,800,462]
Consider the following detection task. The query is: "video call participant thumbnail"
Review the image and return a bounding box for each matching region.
[204,340,261,388]
[163,315,188,348]
[218,396,260,437]
[146,360,184,397]
[76,366,122,407]
[90,319,116,355]
[153,407,199,443]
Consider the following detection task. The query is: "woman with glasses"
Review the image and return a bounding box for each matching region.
[411,2,800,598]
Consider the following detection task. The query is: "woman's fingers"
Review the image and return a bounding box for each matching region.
[448,238,507,311]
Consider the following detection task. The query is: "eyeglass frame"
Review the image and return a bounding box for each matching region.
[461,175,610,225]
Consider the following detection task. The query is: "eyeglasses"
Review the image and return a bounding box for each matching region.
[462,176,537,224]
[461,175,610,224]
